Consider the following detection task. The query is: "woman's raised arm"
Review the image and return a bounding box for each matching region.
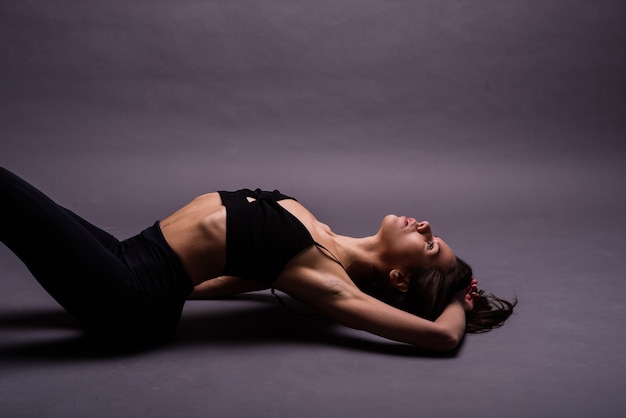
[321,283,466,351]
[275,272,469,352]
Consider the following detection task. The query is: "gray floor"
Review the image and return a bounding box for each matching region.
[1,1,625,417]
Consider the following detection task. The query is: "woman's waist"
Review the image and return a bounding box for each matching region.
[158,219,227,285]
[115,222,195,296]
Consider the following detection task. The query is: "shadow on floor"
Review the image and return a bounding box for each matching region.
[0,294,461,360]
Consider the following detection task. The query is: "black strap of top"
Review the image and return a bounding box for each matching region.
[313,241,347,271]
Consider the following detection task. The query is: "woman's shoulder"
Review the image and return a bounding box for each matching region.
[274,246,359,304]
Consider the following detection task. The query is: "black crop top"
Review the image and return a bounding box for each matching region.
[218,189,316,285]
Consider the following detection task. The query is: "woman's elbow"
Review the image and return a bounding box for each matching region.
[437,333,461,352]
[427,328,462,352]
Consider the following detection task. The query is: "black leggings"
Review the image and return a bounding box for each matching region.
[0,167,193,346]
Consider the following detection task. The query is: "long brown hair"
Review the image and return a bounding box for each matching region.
[359,257,516,333]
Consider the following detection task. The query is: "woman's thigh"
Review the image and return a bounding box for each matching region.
[0,168,136,319]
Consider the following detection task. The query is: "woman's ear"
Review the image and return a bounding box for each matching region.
[388,269,410,293]
[464,278,479,308]
[467,278,478,295]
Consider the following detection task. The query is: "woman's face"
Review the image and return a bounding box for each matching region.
[378,215,456,272]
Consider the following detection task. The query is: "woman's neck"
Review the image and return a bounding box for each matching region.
[332,234,383,284]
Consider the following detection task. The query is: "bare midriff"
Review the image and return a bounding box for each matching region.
[159,192,228,285]
[159,191,342,288]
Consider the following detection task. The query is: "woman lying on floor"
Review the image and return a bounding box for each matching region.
[0,167,515,352]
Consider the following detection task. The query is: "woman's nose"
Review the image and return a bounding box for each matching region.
[417,221,433,239]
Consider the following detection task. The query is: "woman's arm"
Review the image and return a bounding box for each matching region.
[325,285,467,351]
[188,276,269,299]
[275,273,469,352]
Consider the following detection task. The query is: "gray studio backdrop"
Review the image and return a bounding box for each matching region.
[1,1,625,418]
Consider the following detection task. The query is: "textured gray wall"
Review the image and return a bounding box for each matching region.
[2,1,624,236]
